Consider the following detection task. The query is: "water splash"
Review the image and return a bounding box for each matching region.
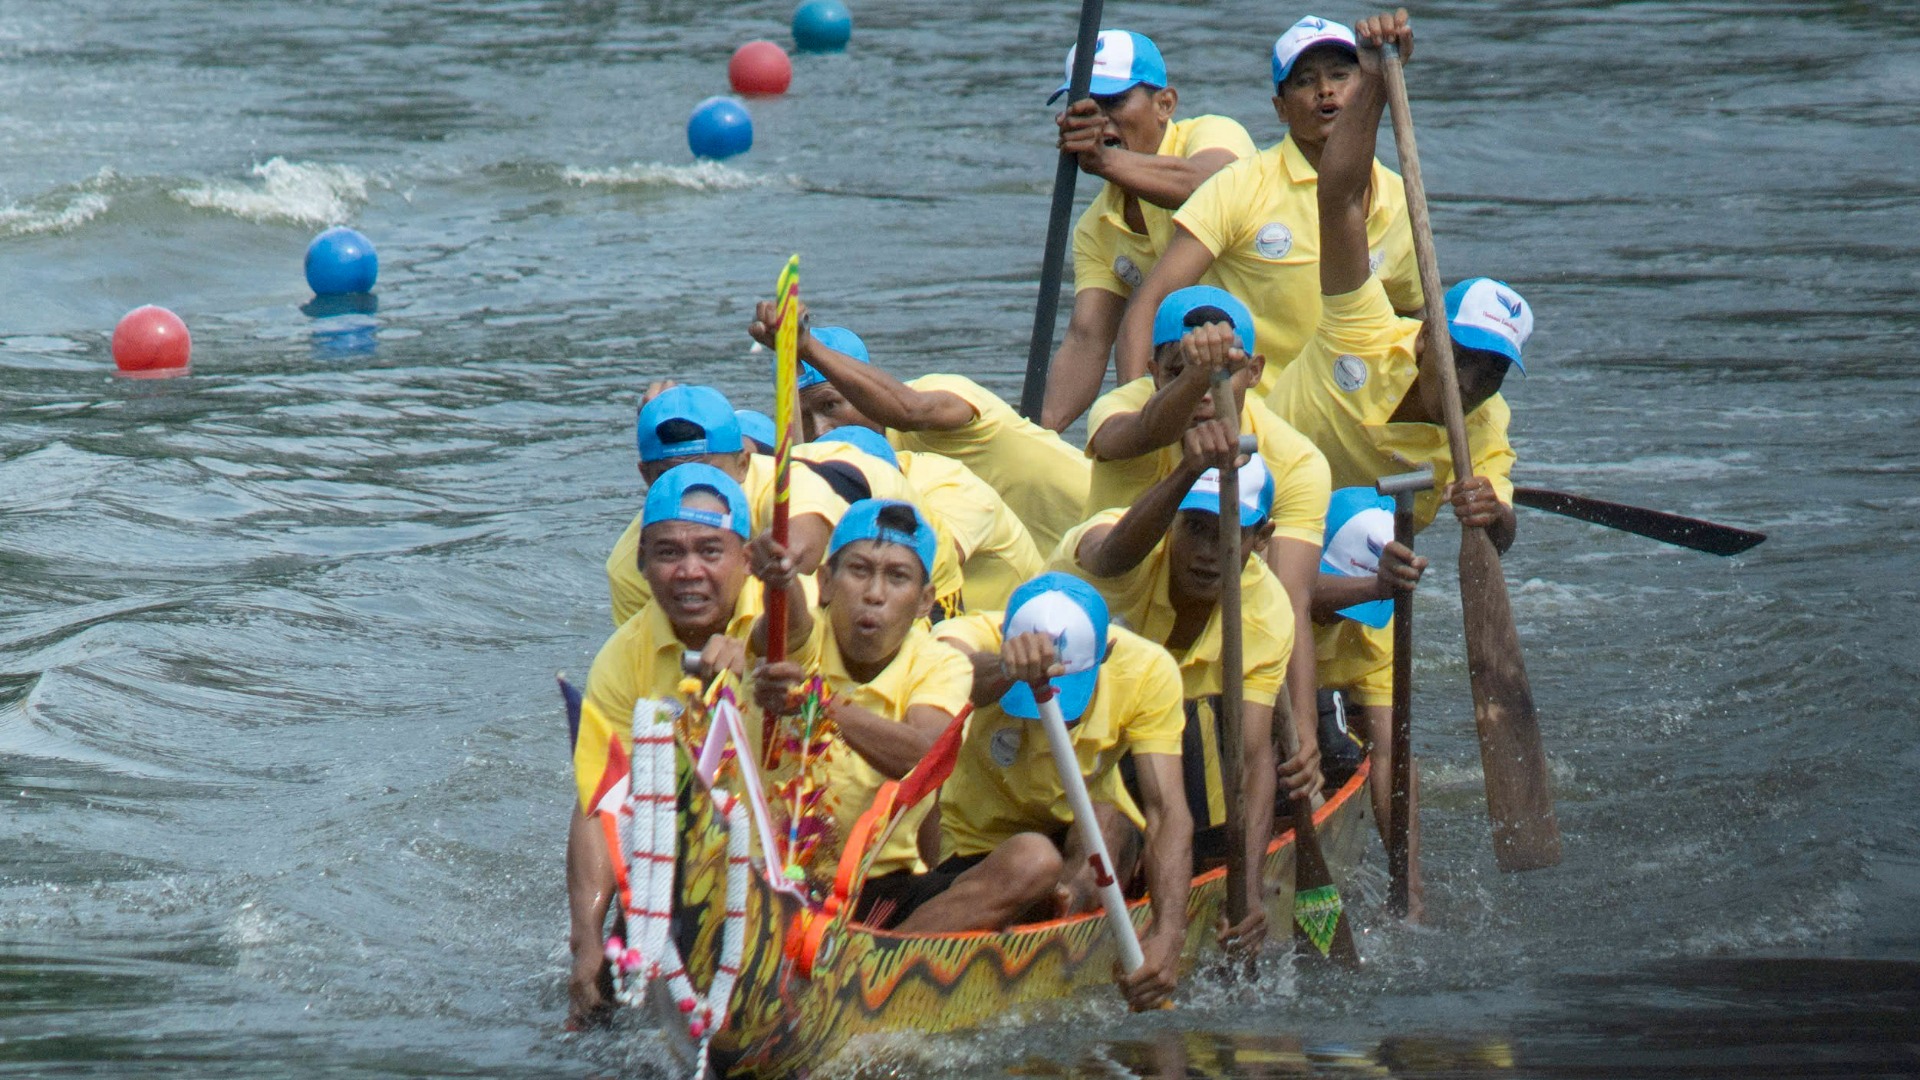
[171,157,373,225]
[561,161,775,192]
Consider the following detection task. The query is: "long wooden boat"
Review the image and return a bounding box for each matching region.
[647,759,1374,1078]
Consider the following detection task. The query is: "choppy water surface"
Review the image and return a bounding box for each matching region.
[2,0,1917,1076]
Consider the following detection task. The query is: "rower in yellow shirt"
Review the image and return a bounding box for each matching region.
[745,305,1090,553]
[898,573,1191,1013]
[1049,427,1318,953]
[1084,285,1330,751]
[1112,15,1424,405]
[752,499,973,923]
[1266,10,1528,553]
[605,384,843,625]
[1035,28,1258,430]
[566,463,812,1030]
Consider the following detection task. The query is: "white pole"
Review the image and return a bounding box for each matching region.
[1035,688,1146,974]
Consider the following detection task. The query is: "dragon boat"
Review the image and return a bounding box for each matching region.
[570,667,1373,1080]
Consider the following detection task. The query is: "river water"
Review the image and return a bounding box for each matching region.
[2,0,1916,1076]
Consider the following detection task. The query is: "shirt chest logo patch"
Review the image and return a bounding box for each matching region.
[1114,254,1144,289]
[1333,354,1369,392]
[1369,249,1385,275]
[989,725,1022,768]
[1254,222,1293,260]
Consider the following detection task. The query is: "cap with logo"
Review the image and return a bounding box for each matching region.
[828,498,937,578]
[798,325,869,391]
[643,461,752,540]
[998,572,1112,724]
[1320,486,1395,629]
[1152,285,1256,355]
[815,424,899,469]
[1444,278,1533,373]
[1177,452,1275,528]
[638,385,744,462]
[1272,16,1357,87]
[734,408,777,452]
[1048,29,1167,105]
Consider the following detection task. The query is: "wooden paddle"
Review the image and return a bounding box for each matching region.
[1513,486,1766,556]
[1376,468,1433,918]
[765,254,802,766]
[1380,44,1561,872]
[1208,375,1251,936]
[1035,686,1146,974]
[1016,0,1106,420]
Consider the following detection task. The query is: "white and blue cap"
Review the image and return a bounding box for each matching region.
[816,424,899,469]
[1445,278,1533,373]
[999,572,1111,724]
[735,409,777,452]
[1153,285,1256,356]
[643,462,752,540]
[1048,30,1167,104]
[1272,16,1357,86]
[638,385,744,462]
[1177,453,1275,528]
[829,498,937,578]
[1320,487,1395,629]
[798,325,869,391]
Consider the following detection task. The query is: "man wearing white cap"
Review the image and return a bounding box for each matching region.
[898,573,1191,1012]
[1038,29,1258,432]
[1050,422,1308,953]
[1266,10,1526,550]
[1109,13,1424,408]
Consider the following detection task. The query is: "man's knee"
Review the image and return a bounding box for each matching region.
[990,832,1066,902]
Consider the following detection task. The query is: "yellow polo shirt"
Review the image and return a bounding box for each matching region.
[787,623,973,879]
[792,441,967,619]
[890,374,1090,554]
[1083,376,1332,547]
[606,454,842,626]
[1048,510,1293,830]
[1266,279,1515,531]
[574,578,811,814]
[932,614,1184,859]
[1072,114,1259,299]
[1173,134,1422,397]
[897,450,1043,612]
[1314,617,1393,709]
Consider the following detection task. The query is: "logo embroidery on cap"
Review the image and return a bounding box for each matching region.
[1368,249,1384,275]
[1115,255,1143,289]
[1333,354,1368,392]
[1255,223,1293,260]
[1304,17,1326,30]
[989,726,1022,768]
[1497,291,1523,318]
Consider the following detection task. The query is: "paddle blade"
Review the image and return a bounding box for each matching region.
[1512,486,1766,556]
[1458,527,1562,871]
[1286,797,1361,968]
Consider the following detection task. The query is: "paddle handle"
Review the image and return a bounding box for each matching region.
[1387,494,1416,918]
[1036,690,1146,975]
[1017,0,1106,419]
[1208,374,1252,928]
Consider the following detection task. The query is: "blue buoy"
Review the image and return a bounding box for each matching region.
[304,226,379,296]
[687,96,754,160]
[791,0,852,53]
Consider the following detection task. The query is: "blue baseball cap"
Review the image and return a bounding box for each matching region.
[637,385,743,462]
[1152,285,1256,356]
[828,498,937,578]
[1272,16,1358,87]
[1320,487,1395,629]
[998,572,1111,724]
[1048,30,1167,105]
[798,325,869,391]
[642,462,752,540]
[1177,452,1275,528]
[1445,278,1533,373]
[734,409,777,453]
[815,424,899,469]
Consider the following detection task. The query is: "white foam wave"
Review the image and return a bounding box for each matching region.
[171,157,371,225]
[562,160,771,191]
[0,191,109,237]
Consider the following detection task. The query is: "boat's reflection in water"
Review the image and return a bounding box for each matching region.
[1019,1031,1516,1078]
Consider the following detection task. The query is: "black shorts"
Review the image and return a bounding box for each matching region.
[853,863,968,929]
[1318,688,1369,790]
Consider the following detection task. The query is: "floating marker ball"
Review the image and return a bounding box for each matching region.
[304,226,379,296]
[791,0,851,52]
[687,96,754,160]
[729,40,792,96]
[112,305,192,377]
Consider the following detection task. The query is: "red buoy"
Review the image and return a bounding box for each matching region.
[112,305,192,378]
[728,40,792,96]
